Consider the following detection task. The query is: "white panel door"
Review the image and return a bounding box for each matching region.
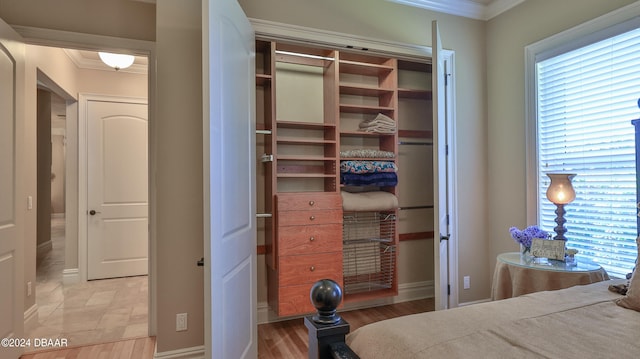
[432,20,450,310]
[203,0,257,358]
[0,16,25,359]
[87,99,148,280]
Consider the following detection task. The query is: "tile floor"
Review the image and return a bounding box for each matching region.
[24,217,149,351]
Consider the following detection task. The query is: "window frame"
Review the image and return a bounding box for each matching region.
[524,4,640,277]
[525,3,640,226]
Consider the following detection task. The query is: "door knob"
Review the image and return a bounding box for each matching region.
[89,210,101,215]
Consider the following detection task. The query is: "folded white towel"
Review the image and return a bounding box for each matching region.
[358,113,396,134]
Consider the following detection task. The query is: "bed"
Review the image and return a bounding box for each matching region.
[345,278,639,358]
[306,237,640,359]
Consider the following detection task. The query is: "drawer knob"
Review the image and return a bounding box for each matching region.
[309,215,315,221]
[309,236,315,242]
[310,266,315,272]
[309,200,315,206]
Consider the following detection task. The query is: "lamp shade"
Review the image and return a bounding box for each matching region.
[98,52,135,70]
[546,173,576,205]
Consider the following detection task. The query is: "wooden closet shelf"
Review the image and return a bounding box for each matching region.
[277,173,337,178]
[277,155,337,161]
[339,60,394,76]
[398,88,432,100]
[340,84,395,97]
[277,120,337,130]
[340,104,395,114]
[399,231,435,241]
[277,137,337,145]
[340,130,396,137]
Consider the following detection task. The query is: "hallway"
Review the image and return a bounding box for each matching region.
[24,217,149,351]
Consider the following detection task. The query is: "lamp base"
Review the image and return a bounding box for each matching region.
[553,203,568,241]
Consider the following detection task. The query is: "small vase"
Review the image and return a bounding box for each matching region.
[520,245,533,261]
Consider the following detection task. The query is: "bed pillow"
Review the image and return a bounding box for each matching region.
[616,235,640,311]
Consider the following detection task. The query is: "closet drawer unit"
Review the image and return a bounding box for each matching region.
[277,209,343,226]
[278,223,342,256]
[277,283,320,316]
[276,193,342,211]
[278,252,343,287]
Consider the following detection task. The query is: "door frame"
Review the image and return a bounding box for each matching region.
[79,93,149,281]
[250,19,460,306]
[12,25,158,335]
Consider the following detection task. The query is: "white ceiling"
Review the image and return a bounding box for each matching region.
[389,0,526,20]
[63,49,148,74]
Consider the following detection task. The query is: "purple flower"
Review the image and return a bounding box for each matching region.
[509,225,549,247]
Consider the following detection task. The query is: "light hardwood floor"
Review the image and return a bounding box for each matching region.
[19,298,433,358]
[258,298,435,359]
[19,337,156,359]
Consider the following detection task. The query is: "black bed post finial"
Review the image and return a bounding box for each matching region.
[305,279,360,359]
[310,278,343,324]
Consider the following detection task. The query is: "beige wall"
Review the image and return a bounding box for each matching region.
[155,0,203,353]
[486,0,636,279]
[240,0,490,303]
[0,0,155,41]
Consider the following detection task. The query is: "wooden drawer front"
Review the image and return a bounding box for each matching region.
[279,252,342,287]
[278,224,342,256]
[277,281,344,317]
[277,209,342,226]
[277,284,316,316]
[277,193,341,211]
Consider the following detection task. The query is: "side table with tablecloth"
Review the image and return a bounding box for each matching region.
[491,252,609,300]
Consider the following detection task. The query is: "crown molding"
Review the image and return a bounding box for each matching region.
[63,49,147,74]
[388,0,525,20]
[250,18,445,62]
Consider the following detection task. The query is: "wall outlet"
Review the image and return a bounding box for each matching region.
[27,281,32,296]
[176,313,188,331]
[463,276,470,290]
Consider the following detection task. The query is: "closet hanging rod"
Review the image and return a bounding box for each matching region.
[399,205,434,210]
[398,141,433,146]
[275,50,335,61]
[256,129,272,135]
[256,213,272,218]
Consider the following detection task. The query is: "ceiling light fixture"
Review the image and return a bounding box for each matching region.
[98,52,135,71]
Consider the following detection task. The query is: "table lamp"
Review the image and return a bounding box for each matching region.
[546,173,576,240]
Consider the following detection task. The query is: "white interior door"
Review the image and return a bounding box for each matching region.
[432,20,450,310]
[0,17,25,359]
[87,98,148,280]
[204,0,256,357]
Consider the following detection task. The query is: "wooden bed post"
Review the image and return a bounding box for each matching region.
[305,279,360,359]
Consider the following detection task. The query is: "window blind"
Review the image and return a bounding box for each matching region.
[536,28,640,279]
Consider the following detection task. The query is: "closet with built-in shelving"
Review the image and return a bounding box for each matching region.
[256,39,435,316]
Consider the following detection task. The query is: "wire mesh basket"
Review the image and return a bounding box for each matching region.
[342,212,397,294]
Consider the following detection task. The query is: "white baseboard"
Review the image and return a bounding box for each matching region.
[62,268,80,285]
[36,240,52,258]
[154,345,205,359]
[24,303,39,330]
[258,280,434,324]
